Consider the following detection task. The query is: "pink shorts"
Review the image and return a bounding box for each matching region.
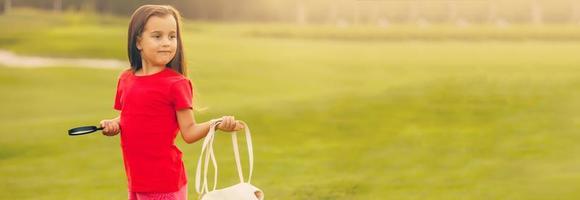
[128,184,188,200]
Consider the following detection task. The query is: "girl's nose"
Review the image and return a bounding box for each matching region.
[161,39,171,46]
[161,36,171,46]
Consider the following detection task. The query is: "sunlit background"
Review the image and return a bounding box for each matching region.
[1,0,580,199]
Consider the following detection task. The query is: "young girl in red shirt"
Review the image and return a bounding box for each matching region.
[98,5,244,200]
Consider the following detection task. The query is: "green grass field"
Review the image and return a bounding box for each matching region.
[1,9,580,199]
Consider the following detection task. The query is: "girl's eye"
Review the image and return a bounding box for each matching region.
[153,35,161,39]
[170,35,176,39]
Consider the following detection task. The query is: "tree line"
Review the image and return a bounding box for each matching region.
[2,0,580,25]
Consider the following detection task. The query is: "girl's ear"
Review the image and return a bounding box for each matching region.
[136,36,142,51]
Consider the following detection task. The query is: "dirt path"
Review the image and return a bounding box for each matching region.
[0,50,126,69]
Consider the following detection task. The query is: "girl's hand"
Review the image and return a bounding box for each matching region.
[217,116,244,132]
[99,119,120,136]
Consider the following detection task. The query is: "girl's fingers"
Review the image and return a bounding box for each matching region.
[231,116,236,127]
[108,122,113,133]
[235,121,244,130]
[229,116,236,130]
[224,116,232,130]
[225,116,231,130]
[221,117,227,129]
[106,121,116,135]
[102,124,108,135]
[218,117,225,130]
[111,124,118,134]
[102,121,108,132]
[98,120,120,136]
[222,116,227,126]
[112,123,120,134]
[217,116,241,132]
[105,122,111,133]
[233,121,241,131]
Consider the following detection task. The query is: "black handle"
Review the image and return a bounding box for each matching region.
[68,126,103,136]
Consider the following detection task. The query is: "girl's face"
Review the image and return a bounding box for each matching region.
[137,15,177,67]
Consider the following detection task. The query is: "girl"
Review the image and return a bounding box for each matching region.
[98,5,244,200]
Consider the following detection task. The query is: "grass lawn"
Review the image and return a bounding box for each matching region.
[1,9,580,199]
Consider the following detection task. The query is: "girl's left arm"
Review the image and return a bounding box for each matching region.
[176,109,212,144]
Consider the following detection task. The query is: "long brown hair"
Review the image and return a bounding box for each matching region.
[127,5,187,76]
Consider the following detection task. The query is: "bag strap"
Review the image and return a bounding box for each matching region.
[195,119,254,195]
[195,119,219,194]
[232,121,254,183]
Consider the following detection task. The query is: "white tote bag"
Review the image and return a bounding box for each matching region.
[195,119,264,200]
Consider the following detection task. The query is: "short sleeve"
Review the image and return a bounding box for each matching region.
[113,71,126,111]
[170,79,193,110]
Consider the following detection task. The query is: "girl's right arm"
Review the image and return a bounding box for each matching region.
[100,115,120,136]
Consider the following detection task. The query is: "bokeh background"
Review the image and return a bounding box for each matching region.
[1,0,580,199]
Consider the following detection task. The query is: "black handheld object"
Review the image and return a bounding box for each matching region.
[68,126,103,136]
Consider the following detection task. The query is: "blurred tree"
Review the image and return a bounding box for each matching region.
[295,0,307,24]
[487,0,498,23]
[53,0,62,12]
[572,0,580,24]
[3,0,11,14]
[408,0,420,23]
[1,0,578,25]
[447,0,457,23]
[95,0,112,14]
[530,0,544,25]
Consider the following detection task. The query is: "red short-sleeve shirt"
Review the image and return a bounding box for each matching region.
[114,67,193,192]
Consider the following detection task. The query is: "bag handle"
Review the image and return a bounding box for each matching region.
[195,119,219,194]
[195,119,254,195]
